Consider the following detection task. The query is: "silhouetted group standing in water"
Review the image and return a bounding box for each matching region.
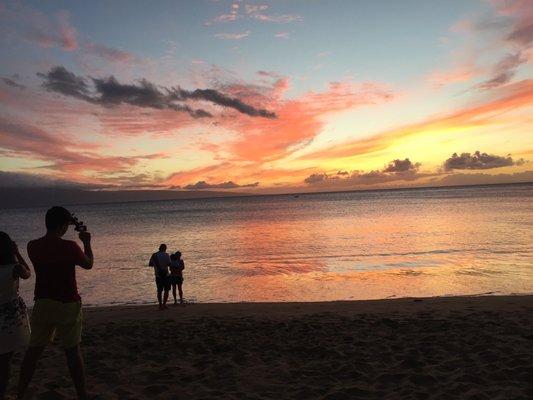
[0,206,186,399]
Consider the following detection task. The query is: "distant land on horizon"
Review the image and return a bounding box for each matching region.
[0,187,247,209]
[0,181,531,210]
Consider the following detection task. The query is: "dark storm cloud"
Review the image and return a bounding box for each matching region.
[443,151,524,171]
[37,66,277,119]
[183,180,259,190]
[1,77,25,90]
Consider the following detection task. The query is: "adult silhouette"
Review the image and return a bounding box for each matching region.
[17,206,93,400]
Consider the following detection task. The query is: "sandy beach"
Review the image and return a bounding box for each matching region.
[7,295,532,400]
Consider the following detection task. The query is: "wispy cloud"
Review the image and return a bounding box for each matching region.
[474,52,527,90]
[275,31,290,39]
[250,13,302,23]
[0,3,135,65]
[0,116,164,177]
[206,3,302,26]
[19,9,78,51]
[492,0,533,46]
[1,77,25,90]
[214,30,251,40]
[84,42,136,63]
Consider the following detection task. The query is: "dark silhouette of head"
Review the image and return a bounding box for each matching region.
[0,231,16,265]
[159,244,167,252]
[170,253,177,261]
[45,206,71,237]
[175,251,182,259]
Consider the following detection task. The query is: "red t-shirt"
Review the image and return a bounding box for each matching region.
[27,236,86,302]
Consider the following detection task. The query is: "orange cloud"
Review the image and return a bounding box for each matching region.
[1,6,79,51]
[224,80,394,162]
[164,159,315,188]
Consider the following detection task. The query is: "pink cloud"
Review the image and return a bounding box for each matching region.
[0,116,165,180]
[205,2,240,25]
[491,0,533,46]
[18,9,78,51]
[275,32,290,39]
[245,5,269,14]
[84,42,135,63]
[427,62,481,87]
[56,10,77,50]
[251,14,303,23]
[206,3,302,25]
[96,107,199,137]
[214,31,251,40]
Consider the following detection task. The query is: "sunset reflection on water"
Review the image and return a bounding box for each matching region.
[1,184,531,305]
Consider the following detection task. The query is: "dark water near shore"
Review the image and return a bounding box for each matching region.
[1,184,532,306]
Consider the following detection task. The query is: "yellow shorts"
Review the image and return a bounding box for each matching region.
[29,299,83,349]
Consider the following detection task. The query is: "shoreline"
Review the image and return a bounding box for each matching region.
[78,291,533,310]
[82,294,533,322]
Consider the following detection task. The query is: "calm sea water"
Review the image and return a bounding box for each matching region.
[1,184,532,306]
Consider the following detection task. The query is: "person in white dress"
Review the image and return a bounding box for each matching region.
[0,232,31,400]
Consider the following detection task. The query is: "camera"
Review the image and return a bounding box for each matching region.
[69,213,87,232]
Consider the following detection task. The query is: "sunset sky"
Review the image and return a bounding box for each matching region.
[0,0,531,193]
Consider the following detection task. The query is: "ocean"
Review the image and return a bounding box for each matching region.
[1,184,532,306]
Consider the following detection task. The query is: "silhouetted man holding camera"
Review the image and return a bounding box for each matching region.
[17,206,93,400]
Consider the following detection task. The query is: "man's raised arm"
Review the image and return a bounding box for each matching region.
[78,231,93,270]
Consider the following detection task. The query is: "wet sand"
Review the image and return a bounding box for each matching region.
[9,295,533,399]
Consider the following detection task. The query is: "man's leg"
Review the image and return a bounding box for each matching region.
[17,346,45,399]
[65,345,87,400]
[0,351,13,400]
[163,288,169,308]
[157,287,163,308]
[178,282,184,303]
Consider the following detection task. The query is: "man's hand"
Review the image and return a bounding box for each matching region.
[78,231,94,269]
[79,231,91,244]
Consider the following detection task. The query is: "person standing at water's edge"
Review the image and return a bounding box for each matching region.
[149,244,171,310]
[169,252,185,305]
[17,206,93,400]
[0,233,31,400]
